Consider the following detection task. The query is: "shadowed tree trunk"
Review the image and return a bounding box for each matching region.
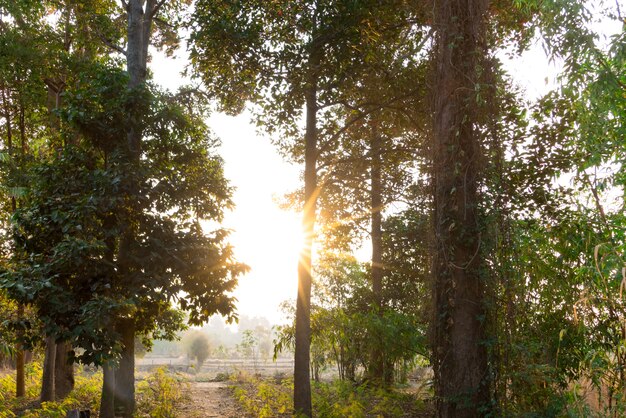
[431,0,491,417]
[15,305,25,398]
[54,341,74,400]
[1,85,25,398]
[110,1,158,415]
[114,319,135,418]
[294,31,321,418]
[100,363,115,418]
[40,336,56,402]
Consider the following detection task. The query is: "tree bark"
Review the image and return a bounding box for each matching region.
[107,2,157,415]
[1,86,25,398]
[15,349,25,397]
[15,304,25,398]
[100,363,116,418]
[431,1,490,417]
[126,0,147,155]
[40,336,56,402]
[54,341,74,400]
[293,35,321,418]
[369,131,385,385]
[114,318,135,418]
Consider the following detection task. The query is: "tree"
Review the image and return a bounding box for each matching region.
[91,2,239,416]
[483,2,626,413]
[187,332,211,370]
[312,59,429,385]
[238,330,258,360]
[191,2,420,412]
[430,1,491,415]
[0,0,51,399]
[0,0,129,402]
[1,56,246,418]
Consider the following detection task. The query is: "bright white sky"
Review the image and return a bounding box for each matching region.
[150,4,623,326]
[151,52,302,325]
[209,111,301,325]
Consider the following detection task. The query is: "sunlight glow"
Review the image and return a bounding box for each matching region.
[208,112,302,324]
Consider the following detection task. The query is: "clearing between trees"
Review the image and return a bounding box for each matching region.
[177,381,245,418]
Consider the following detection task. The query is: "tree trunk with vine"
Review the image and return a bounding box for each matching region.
[431,0,491,416]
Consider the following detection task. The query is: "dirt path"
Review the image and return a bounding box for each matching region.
[177,381,247,418]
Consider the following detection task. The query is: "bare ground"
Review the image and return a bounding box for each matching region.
[177,381,249,418]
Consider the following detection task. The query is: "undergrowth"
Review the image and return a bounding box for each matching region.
[135,367,189,418]
[0,363,100,418]
[230,371,429,418]
[0,365,187,418]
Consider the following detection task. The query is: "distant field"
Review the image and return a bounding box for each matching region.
[137,356,295,376]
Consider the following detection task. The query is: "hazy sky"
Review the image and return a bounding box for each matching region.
[150,5,622,325]
[151,51,303,325]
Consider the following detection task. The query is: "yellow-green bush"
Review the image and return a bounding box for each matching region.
[18,369,101,418]
[230,372,292,418]
[135,367,189,418]
[2,365,190,418]
[230,372,429,418]
[0,362,45,416]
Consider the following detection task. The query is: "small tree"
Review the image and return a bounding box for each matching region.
[238,330,258,360]
[188,332,210,371]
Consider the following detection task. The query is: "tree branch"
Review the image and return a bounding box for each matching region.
[317,88,421,156]
[97,33,127,56]
[150,0,168,18]
[153,16,174,29]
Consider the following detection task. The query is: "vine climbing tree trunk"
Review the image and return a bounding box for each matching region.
[431,0,491,417]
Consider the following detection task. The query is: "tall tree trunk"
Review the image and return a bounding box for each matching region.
[108,2,157,415]
[126,0,147,153]
[15,305,25,398]
[40,336,56,402]
[1,86,25,398]
[14,87,28,400]
[18,94,26,155]
[100,363,116,418]
[293,37,321,418]
[431,1,490,417]
[114,318,135,418]
[369,131,385,385]
[54,341,74,400]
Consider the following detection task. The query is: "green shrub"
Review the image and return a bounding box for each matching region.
[135,367,188,418]
[213,372,230,382]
